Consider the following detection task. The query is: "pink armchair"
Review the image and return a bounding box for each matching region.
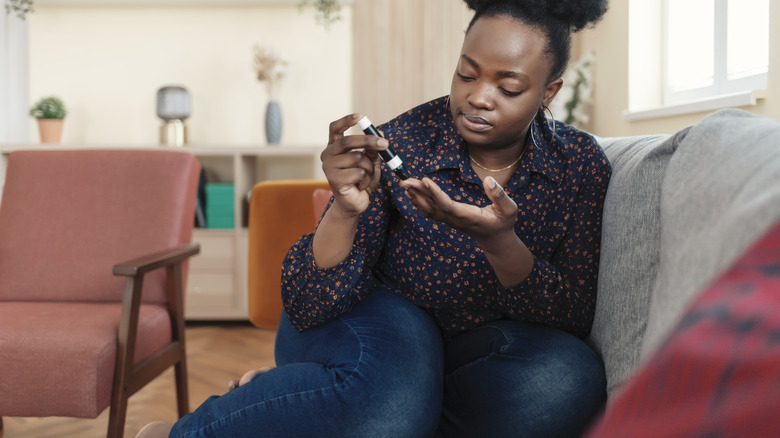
[0,149,201,438]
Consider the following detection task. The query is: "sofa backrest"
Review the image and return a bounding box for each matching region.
[590,109,780,396]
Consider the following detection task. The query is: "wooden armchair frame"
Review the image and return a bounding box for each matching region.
[107,242,200,438]
[0,243,199,438]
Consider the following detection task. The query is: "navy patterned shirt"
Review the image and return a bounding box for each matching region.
[281,96,611,339]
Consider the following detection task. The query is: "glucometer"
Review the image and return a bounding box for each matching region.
[357,116,410,180]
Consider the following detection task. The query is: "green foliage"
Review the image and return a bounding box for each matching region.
[298,0,342,30]
[30,96,67,119]
[4,0,33,20]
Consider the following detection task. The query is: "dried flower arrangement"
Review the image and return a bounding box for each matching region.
[4,0,33,20]
[252,44,288,100]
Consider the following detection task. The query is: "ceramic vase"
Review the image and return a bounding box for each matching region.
[265,101,282,145]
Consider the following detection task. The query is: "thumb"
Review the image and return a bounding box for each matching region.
[483,176,517,214]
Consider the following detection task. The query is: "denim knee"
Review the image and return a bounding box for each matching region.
[275,287,445,438]
[439,321,606,438]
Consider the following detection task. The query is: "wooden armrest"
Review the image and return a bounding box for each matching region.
[113,243,200,277]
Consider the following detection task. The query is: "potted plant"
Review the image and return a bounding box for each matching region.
[297,0,343,29]
[4,0,33,20]
[30,96,67,144]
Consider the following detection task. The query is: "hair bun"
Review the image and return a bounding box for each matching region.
[464,0,607,32]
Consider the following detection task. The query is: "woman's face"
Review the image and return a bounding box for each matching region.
[450,15,562,151]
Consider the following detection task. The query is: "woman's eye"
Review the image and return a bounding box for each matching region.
[501,88,522,97]
[456,72,474,82]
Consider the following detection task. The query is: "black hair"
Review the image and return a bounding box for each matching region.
[464,0,607,83]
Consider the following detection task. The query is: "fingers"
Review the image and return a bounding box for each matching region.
[483,176,518,216]
[327,113,389,155]
[328,113,361,145]
[403,178,454,220]
[239,366,274,386]
[228,379,239,391]
[228,367,275,392]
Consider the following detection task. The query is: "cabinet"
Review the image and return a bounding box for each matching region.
[0,145,324,320]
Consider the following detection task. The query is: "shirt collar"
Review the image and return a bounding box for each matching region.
[423,106,563,184]
[424,112,466,176]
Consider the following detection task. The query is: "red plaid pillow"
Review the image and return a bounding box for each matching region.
[586,221,780,437]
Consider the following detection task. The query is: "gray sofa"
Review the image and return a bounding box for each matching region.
[588,108,780,396]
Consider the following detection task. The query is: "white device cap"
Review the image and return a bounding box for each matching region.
[357,116,372,130]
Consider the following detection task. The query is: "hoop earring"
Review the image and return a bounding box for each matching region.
[531,119,540,150]
[542,105,556,133]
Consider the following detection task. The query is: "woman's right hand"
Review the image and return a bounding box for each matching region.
[320,113,386,218]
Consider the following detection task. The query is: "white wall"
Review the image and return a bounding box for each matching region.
[27,4,352,146]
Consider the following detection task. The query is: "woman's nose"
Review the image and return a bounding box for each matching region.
[468,81,495,110]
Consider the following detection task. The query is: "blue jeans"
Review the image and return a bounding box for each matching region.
[170,287,606,437]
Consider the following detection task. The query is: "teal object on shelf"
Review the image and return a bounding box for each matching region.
[205,183,235,229]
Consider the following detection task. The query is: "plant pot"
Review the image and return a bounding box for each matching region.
[37,119,64,144]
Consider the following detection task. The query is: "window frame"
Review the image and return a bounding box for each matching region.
[662,0,768,106]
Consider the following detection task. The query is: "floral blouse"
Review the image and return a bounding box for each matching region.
[280,96,611,339]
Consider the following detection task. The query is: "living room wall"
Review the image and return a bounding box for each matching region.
[27,3,352,146]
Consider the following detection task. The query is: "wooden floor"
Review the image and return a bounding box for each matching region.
[0,322,277,438]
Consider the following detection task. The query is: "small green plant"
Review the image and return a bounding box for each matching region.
[298,0,342,29]
[4,0,33,20]
[30,96,67,119]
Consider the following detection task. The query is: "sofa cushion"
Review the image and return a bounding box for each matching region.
[641,109,780,358]
[585,220,780,438]
[589,129,690,395]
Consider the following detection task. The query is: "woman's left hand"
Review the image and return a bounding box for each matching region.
[401,176,518,245]
[402,176,534,286]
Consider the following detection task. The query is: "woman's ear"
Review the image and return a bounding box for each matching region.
[541,77,564,109]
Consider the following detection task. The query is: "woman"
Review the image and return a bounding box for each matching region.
[139,0,609,436]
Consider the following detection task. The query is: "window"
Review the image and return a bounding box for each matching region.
[664,0,768,105]
[625,0,769,120]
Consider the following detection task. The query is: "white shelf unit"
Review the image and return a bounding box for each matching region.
[188,146,323,320]
[0,145,324,320]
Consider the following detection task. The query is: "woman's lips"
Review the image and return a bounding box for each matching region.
[462,114,492,133]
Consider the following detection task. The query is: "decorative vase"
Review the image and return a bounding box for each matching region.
[37,119,64,144]
[265,101,282,145]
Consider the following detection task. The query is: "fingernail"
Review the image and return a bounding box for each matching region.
[378,139,389,147]
[487,176,498,189]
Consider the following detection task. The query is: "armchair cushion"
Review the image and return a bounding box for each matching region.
[0,302,171,417]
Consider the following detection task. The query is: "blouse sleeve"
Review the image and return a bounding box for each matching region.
[497,159,612,338]
[280,182,394,331]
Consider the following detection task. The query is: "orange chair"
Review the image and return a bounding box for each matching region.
[247,180,331,329]
[0,149,201,438]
